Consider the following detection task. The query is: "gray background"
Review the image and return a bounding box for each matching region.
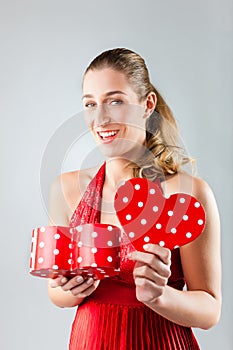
[1,0,232,349]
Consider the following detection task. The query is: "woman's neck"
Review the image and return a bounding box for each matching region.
[105,158,134,191]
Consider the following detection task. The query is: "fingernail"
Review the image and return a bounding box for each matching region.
[86,278,93,285]
[143,244,149,250]
[76,276,83,283]
[61,277,67,284]
[127,253,132,259]
[50,281,57,288]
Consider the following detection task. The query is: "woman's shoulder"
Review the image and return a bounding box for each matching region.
[163,171,215,205]
[50,165,101,216]
[57,166,99,188]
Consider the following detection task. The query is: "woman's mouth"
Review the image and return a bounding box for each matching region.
[97,130,119,143]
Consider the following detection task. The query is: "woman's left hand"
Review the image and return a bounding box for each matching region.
[129,244,171,304]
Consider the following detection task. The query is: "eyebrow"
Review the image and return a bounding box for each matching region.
[82,90,127,100]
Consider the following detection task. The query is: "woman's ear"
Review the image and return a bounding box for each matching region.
[144,92,157,118]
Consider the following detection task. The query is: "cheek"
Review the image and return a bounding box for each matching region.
[116,105,145,125]
[126,118,147,140]
[131,128,147,144]
[83,110,95,128]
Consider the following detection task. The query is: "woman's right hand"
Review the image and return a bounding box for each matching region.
[51,275,100,298]
[48,275,100,307]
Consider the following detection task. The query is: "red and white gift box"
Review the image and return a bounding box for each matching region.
[29,223,121,280]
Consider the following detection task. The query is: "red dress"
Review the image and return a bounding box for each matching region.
[69,163,200,350]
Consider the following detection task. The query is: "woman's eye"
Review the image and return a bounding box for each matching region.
[110,99,123,106]
[85,102,96,108]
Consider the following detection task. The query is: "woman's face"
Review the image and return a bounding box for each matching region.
[82,67,148,160]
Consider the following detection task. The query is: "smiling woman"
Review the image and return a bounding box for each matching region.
[82,68,149,160]
[47,48,221,350]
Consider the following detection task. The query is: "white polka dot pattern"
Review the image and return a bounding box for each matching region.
[29,224,121,280]
[53,249,59,255]
[114,178,206,251]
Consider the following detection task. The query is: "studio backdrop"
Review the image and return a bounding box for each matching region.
[1,1,232,349]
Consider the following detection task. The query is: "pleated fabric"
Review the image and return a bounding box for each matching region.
[69,163,200,350]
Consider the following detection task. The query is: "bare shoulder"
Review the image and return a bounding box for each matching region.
[49,164,100,224]
[163,172,216,205]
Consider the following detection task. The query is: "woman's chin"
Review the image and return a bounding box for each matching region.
[99,145,144,164]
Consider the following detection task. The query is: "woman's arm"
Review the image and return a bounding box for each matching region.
[47,173,100,308]
[129,177,222,329]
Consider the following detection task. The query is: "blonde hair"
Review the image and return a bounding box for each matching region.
[84,48,193,180]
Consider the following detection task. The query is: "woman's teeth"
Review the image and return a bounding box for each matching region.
[99,131,117,138]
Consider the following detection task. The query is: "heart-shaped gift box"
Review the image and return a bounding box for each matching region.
[29,223,121,279]
[114,178,206,251]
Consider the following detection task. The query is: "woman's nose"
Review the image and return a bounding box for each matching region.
[93,104,112,128]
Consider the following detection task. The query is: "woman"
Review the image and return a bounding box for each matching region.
[48,48,221,349]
